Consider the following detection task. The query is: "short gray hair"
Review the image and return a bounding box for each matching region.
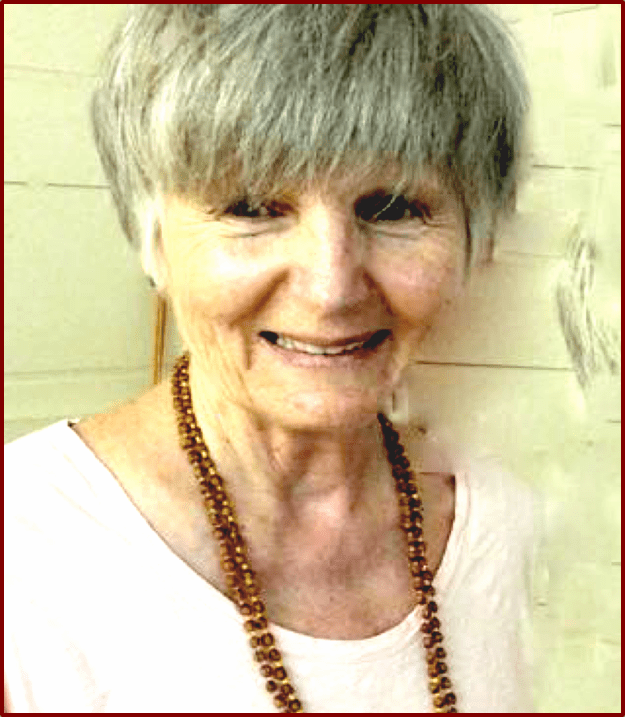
[91,4,530,283]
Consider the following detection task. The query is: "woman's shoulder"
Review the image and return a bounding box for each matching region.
[399,423,539,547]
[70,379,184,485]
[71,384,225,590]
[5,419,93,498]
[4,382,177,532]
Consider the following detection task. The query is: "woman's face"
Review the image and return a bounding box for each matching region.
[159,167,466,430]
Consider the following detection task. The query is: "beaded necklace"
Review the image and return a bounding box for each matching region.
[172,353,458,712]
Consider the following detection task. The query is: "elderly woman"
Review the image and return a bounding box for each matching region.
[5,5,536,713]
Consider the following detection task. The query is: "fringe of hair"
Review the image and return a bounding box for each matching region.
[91,4,531,281]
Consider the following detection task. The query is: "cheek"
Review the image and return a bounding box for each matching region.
[383,245,464,324]
[167,242,277,326]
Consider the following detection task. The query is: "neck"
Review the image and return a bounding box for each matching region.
[187,360,392,531]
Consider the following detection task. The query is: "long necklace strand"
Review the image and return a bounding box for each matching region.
[172,353,458,713]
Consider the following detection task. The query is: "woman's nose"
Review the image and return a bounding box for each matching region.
[295,203,372,312]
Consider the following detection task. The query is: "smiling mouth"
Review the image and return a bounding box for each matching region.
[259,330,391,356]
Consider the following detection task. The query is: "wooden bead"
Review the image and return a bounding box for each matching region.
[429,677,442,693]
[260,633,275,647]
[427,646,446,663]
[424,601,438,617]
[253,600,266,615]
[246,583,260,597]
[420,618,440,633]
[215,523,230,538]
[428,662,440,678]
[225,573,240,588]
[431,631,444,644]
[406,527,423,541]
[426,652,446,673]
[274,694,288,708]
[221,557,236,572]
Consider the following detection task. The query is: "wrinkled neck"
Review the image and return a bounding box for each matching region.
[187,360,392,531]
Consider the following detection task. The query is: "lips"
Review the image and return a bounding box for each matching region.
[259,330,391,356]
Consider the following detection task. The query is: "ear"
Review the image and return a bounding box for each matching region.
[141,231,168,293]
[141,197,170,293]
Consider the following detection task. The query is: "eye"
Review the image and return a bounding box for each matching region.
[224,198,288,220]
[356,192,428,223]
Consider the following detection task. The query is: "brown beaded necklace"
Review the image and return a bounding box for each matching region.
[172,352,458,713]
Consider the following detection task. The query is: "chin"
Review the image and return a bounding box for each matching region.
[254,389,387,433]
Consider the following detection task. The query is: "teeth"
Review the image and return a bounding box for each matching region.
[274,335,368,355]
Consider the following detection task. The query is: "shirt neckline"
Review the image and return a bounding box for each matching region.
[59,418,468,655]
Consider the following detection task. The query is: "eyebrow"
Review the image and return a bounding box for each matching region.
[205,169,451,213]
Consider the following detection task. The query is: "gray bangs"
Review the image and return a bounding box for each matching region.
[92,4,530,268]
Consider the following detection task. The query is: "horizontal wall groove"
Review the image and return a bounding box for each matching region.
[495,250,565,259]
[4,63,97,79]
[551,5,599,15]
[414,361,574,372]
[45,182,109,191]
[5,181,109,191]
[5,367,151,382]
[530,163,596,171]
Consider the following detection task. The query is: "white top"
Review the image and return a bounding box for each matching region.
[5,420,538,713]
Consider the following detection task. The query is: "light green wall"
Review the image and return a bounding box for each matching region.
[4,4,620,712]
[4,4,182,444]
